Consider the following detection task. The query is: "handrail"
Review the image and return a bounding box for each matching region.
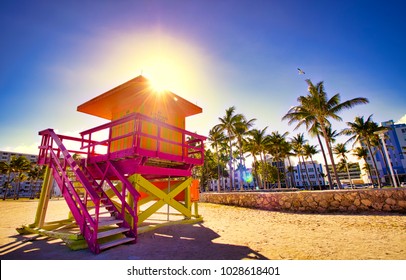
[38,129,100,251]
[79,112,206,163]
[39,129,101,202]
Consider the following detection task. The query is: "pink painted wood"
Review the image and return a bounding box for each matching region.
[79,112,206,172]
[37,129,138,253]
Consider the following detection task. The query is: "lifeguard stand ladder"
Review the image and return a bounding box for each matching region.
[17,76,206,254]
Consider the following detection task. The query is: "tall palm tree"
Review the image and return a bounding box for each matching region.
[244,127,270,189]
[283,79,369,189]
[234,117,256,189]
[291,133,311,189]
[333,143,354,188]
[353,146,372,185]
[282,141,296,188]
[308,124,333,189]
[267,131,289,189]
[303,143,322,190]
[341,115,382,187]
[215,106,245,191]
[208,126,227,192]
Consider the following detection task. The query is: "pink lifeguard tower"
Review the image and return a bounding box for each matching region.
[18,75,206,253]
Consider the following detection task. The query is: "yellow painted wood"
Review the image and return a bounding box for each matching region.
[137,200,166,224]
[132,175,193,223]
[34,166,53,228]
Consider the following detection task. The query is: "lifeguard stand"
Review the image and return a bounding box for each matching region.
[17,76,206,253]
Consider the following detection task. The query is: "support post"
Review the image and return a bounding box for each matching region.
[33,165,54,227]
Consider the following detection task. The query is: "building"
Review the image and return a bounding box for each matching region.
[294,161,326,189]
[0,151,38,164]
[362,120,406,186]
[208,167,256,191]
[325,163,363,186]
[0,150,62,198]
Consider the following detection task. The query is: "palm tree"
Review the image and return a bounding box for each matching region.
[291,133,311,189]
[0,161,13,200]
[208,126,227,192]
[10,156,31,199]
[283,79,369,189]
[308,124,333,189]
[267,131,289,189]
[341,115,382,187]
[234,117,256,189]
[369,131,396,186]
[215,106,245,191]
[244,127,270,189]
[353,146,372,185]
[281,141,296,188]
[333,143,354,188]
[27,165,46,199]
[303,143,322,190]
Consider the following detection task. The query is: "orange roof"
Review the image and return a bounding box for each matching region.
[77,75,202,120]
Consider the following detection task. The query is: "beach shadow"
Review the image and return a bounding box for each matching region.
[132,222,268,260]
[0,222,268,260]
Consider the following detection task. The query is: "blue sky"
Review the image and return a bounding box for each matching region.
[1,0,405,163]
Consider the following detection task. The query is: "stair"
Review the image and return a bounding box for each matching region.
[99,237,136,251]
[97,227,130,239]
[38,129,138,254]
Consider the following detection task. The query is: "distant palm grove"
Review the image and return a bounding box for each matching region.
[0,155,45,200]
[195,79,403,192]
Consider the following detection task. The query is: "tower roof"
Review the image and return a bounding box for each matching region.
[77,75,202,120]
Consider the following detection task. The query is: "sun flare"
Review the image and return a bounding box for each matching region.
[142,55,188,93]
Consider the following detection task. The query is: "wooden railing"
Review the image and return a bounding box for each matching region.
[38,129,101,252]
[79,113,206,165]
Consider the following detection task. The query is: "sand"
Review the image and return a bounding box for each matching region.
[0,198,405,260]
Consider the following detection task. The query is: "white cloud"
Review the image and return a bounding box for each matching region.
[0,142,40,155]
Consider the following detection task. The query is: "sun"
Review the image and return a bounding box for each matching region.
[141,54,189,94]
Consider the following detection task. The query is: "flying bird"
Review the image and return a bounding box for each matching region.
[297,68,305,75]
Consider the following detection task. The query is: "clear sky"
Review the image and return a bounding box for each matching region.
[1,0,405,165]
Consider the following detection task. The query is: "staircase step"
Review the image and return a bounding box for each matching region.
[98,218,123,227]
[99,237,135,251]
[97,227,130,239]
[90,210,114,216]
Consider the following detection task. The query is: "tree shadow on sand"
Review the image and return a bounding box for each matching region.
[0,223,268,260]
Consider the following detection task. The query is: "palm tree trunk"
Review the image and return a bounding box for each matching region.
[228,139,233,191]
[366,142,382,187]
[321,126,342,189]
[215,145,221,192]
[252,155,261,189]
[297,156,303,189]
[310,155,322,190]
[377,146,394,186]
[239,149,244,190]
[3,183,9,200]
[259,153,266,189]
[287,157,296,188]
[301,156,312,189]
[362,157,373,185]
[345,162,353,188]
[276,165,282,189]
[317,133,333,189]
[29,179,35,199]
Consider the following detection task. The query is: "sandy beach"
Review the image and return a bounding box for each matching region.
[0,198,405,260]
